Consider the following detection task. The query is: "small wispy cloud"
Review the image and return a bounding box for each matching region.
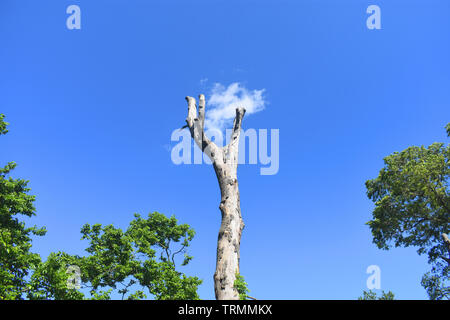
[205,82,266,133]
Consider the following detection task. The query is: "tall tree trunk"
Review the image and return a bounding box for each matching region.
[184,95,245,300]
[213,160,245,300]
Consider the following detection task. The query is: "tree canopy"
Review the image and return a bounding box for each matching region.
[0,114,201,300]
[365,123,450,299]
[358,290,395,300]
[29,212,202,300]
[0,114,46,299]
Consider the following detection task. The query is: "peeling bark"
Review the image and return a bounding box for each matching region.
[184,95,245,300]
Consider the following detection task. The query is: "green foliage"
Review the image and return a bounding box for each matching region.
[0,114,201,300]
[365,123,450,300]
[0,114,8,135]
[27,252,84,300]
[421,272,450,300]
[0,114,46,299]
[2,211,202,300]
[126,290,146,300]
[89,290,112,300]
[68,212,202,300]
[234,273,250,300]
[358,290,395,300]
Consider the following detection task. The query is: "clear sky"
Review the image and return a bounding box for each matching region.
[1,0,449,299]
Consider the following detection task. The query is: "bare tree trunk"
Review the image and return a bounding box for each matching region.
[442,233,450,265]
[184,95,245,300]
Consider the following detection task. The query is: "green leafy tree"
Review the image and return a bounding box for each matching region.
[0,114,46,299]
[1,114,201,300]
[27,252,84,300]
[365,123,450,300]
[358,290,395,300]
[421,271,450,300]
[36,212,202,300]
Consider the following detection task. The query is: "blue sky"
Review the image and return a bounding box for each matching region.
[1,0,450,299]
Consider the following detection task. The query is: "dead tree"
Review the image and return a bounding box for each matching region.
[184,94,246,300]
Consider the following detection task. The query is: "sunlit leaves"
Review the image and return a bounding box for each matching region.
[0,114,8,135]
[234,273,250,300]
[358,290,395,300]
[0,114,201,300]
[0,115,46,299]
[366,123,450,300]
[70,212,201,300]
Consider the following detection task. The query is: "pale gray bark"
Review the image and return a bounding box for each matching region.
[442,233,450,248]
[442,233,450,265]
[184,95,246,300]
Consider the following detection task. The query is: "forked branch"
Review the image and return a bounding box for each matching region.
[184,95,246,164]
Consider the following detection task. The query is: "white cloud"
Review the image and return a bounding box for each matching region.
[205,82,266,133]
